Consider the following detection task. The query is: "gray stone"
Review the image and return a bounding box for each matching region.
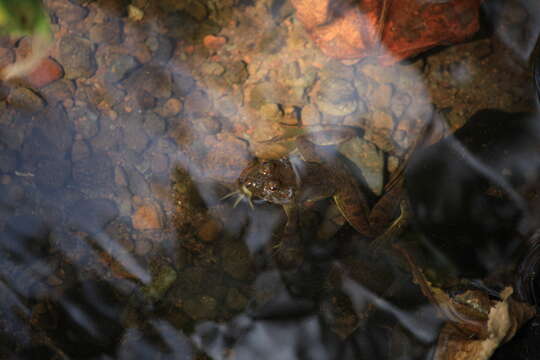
[71,106,100,139]
[215,95,237,117]
[320,61,355,81]
[135,90,156,110]
[41,79,75,105]
[106,54,139,83]
[194,116,221,135]
[365,110,396,152]
[184,89,211,116]
[0,148,17,173]
[72,152,115,192]
[0,101,10,124]
[71,139,91,161]
[122,120,150,153]
[371,84,393,110]
[301,104,321,126]
[124,166,150,197]
[317,78,358,116]
[67,198,119,233]
[8,88,45,113]
[0,183,25,207]
[89,19,122,45]
[339,137,384,195]
[172,71,196,97]
[143,143,170,175]
[146,35,174,63]
[90,123,120,151]
[37,104,74,153]
[143,112,167,136]
[127,65,172,99]
[21,128,61,168]
[223,61,248,85]
[0,124,25,150]
[49,0,88,23]
[35,158,72,191]
[352,72,375,99]
[115,188,133,217]
[391,92,411,118]
[59,35,96,79]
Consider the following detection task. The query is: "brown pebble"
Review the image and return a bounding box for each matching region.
[132,203,162,230]
[197,218,223,242]
[387,155,400,174]
[24,58,64,88]
[203,35,227,51]
[134,237,153,255]
[46,275,64,287]
[159,98,182,117]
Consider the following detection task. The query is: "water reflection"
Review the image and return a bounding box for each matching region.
[0,0,539,358]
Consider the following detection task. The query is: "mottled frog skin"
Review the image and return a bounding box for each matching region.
[238,130,406,244]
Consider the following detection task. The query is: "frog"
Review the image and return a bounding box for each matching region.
[229,128,410,267]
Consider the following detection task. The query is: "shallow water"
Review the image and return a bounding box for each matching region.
[1,0,540,359]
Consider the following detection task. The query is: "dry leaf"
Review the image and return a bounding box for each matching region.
[396,245,535,360]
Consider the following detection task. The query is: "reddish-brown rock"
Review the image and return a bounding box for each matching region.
[132,203,162,230]
[290,0,483,64]
[203,35,227,51]
[24,58,64,88]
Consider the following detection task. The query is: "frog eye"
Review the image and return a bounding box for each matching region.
[260,162,274,175]
[266,180,280,191]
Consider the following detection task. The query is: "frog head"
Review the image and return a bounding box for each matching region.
[231,158,297,207]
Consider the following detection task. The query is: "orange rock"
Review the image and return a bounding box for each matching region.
[132,203,162,230]
[24,57,64,88]
[291,0,483,64]
[160,98,183,117]
[203,35,227,51]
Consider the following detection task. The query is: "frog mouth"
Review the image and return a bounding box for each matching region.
[221,186,255,209]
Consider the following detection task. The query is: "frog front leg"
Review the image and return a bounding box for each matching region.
[296,131,374,238]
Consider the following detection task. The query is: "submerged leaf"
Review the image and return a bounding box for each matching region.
[396,245,535,360]
[435,288,535,360]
